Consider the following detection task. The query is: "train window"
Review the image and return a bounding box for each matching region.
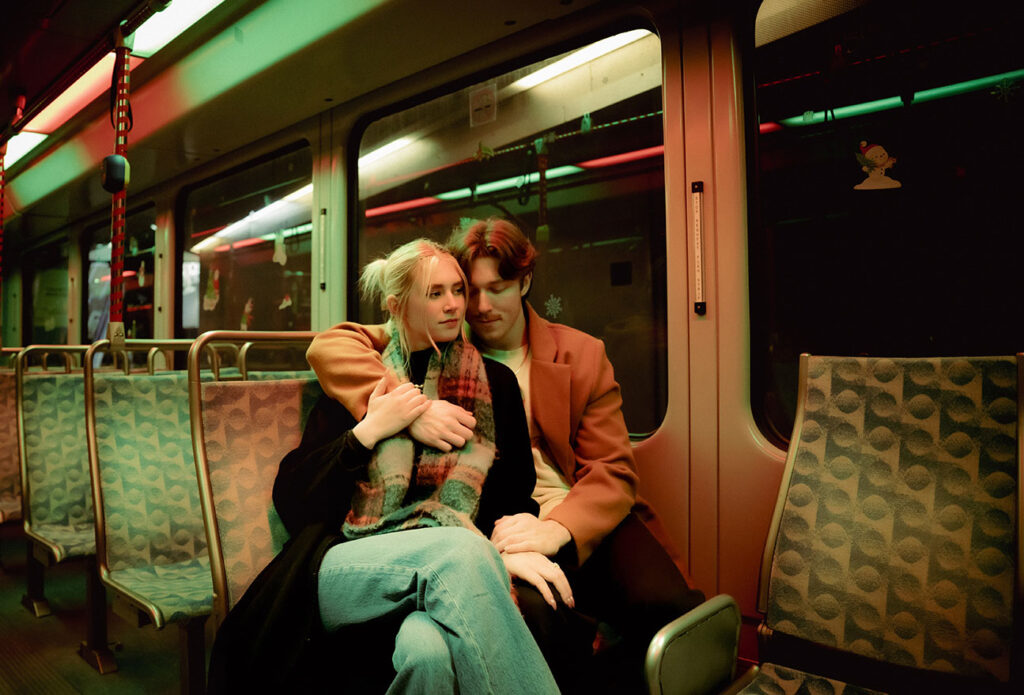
[750,0,1024,444]
[84,204,157,342]
[354,28,667,435]
[24,243,70,344]
[178,145,313,337]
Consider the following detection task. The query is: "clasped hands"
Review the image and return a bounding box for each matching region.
[356,374,574,609]
[492,513,574,611]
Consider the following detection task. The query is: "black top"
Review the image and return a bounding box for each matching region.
[272,351,539,538]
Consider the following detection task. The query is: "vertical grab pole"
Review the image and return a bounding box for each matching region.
[107,32,132,351]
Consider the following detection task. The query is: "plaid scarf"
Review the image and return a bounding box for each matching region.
[342,324,496,539]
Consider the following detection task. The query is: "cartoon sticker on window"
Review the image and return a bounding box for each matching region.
[854,140,901,190]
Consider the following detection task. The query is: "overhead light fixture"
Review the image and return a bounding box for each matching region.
[3,132,48,167]
[130,0,226,58]
[511,29,650,91]
[192,183,312,253]
[22,53,146,135]
[359,137,412,166]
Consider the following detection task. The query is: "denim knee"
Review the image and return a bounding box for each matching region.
[394,611,452,669]
[429,527,508,587]
[391,611,456,694]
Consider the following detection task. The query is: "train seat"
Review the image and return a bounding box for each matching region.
[16,345,116,672]
[188,331,319,626]
[648,354,1021,695]
[192,372,320,622]
[0,360,23,525]
[84,340,217,693]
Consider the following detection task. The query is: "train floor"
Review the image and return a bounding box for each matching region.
[0,523,211,694]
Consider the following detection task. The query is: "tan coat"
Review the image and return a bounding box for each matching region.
[305,303,647,564]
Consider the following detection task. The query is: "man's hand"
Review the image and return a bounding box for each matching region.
[352,375,429,449]
[500,551,574,610]
[491,513,571,557]
[409,399,476,451]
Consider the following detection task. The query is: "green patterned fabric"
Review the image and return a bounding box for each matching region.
[246,369,316,381]
[767,356,1017,682]
[0,372,21,522]
[108,558,214,626]
[92,372,212,627]
[739,663,886,695]
[21,373,94,562]
[199,377,322,611]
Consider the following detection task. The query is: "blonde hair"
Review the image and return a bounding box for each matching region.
[360,238,467,358]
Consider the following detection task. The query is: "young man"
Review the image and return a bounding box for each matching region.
[306,218,703,692]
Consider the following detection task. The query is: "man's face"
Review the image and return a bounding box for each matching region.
[466,256,529,350]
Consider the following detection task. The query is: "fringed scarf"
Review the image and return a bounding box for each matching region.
[342,324,496,539]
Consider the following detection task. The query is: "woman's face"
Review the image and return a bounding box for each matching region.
[404,255,466,350]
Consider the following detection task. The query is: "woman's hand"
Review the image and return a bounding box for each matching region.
[500,551,574,610]
[352,374,429,449]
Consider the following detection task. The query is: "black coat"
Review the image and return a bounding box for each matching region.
[207,357,537,693]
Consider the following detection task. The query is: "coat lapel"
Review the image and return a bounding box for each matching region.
[524,303,574,479]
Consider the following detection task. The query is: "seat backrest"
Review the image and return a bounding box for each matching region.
[20,372,93,534]
[761,355,1020,683]
[90,371,208,572]
[0,370,21,522]
[194,376,323,622]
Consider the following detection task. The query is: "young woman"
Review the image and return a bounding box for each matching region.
[208,239,559,694]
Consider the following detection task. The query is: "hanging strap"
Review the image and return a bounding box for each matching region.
[107,40,132,349]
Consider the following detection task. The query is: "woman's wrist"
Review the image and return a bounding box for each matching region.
[351,420,379,449]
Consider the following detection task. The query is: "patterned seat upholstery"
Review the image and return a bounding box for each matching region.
[760,355,1019,690]
[739,663,885,695]
[91,372,213,628]
[21,373,95,562]
[196,376,322,620]
[0,371,21,523]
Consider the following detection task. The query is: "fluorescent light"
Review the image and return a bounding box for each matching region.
[359,137,412,166]
[512,30,650,90]
[191,183,312,253]
[23,53,145,134]
[779,68,1024,127]
[3,132,48,167]
[436,165,584,200]
[131,0,226,58]
[284,183,313,201]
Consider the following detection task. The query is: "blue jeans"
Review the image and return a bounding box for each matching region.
[318,526,559,695]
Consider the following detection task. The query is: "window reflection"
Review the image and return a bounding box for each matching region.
[85,205,157,342]
[750,0,1024,444]
[27,244,69,345]
[179,145,313,336]
[356,29,666,434]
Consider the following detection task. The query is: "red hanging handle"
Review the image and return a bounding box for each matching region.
[107,42,131,347]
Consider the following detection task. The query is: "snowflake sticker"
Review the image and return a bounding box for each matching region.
[991,78,1020,104]
[544,294,563,319]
